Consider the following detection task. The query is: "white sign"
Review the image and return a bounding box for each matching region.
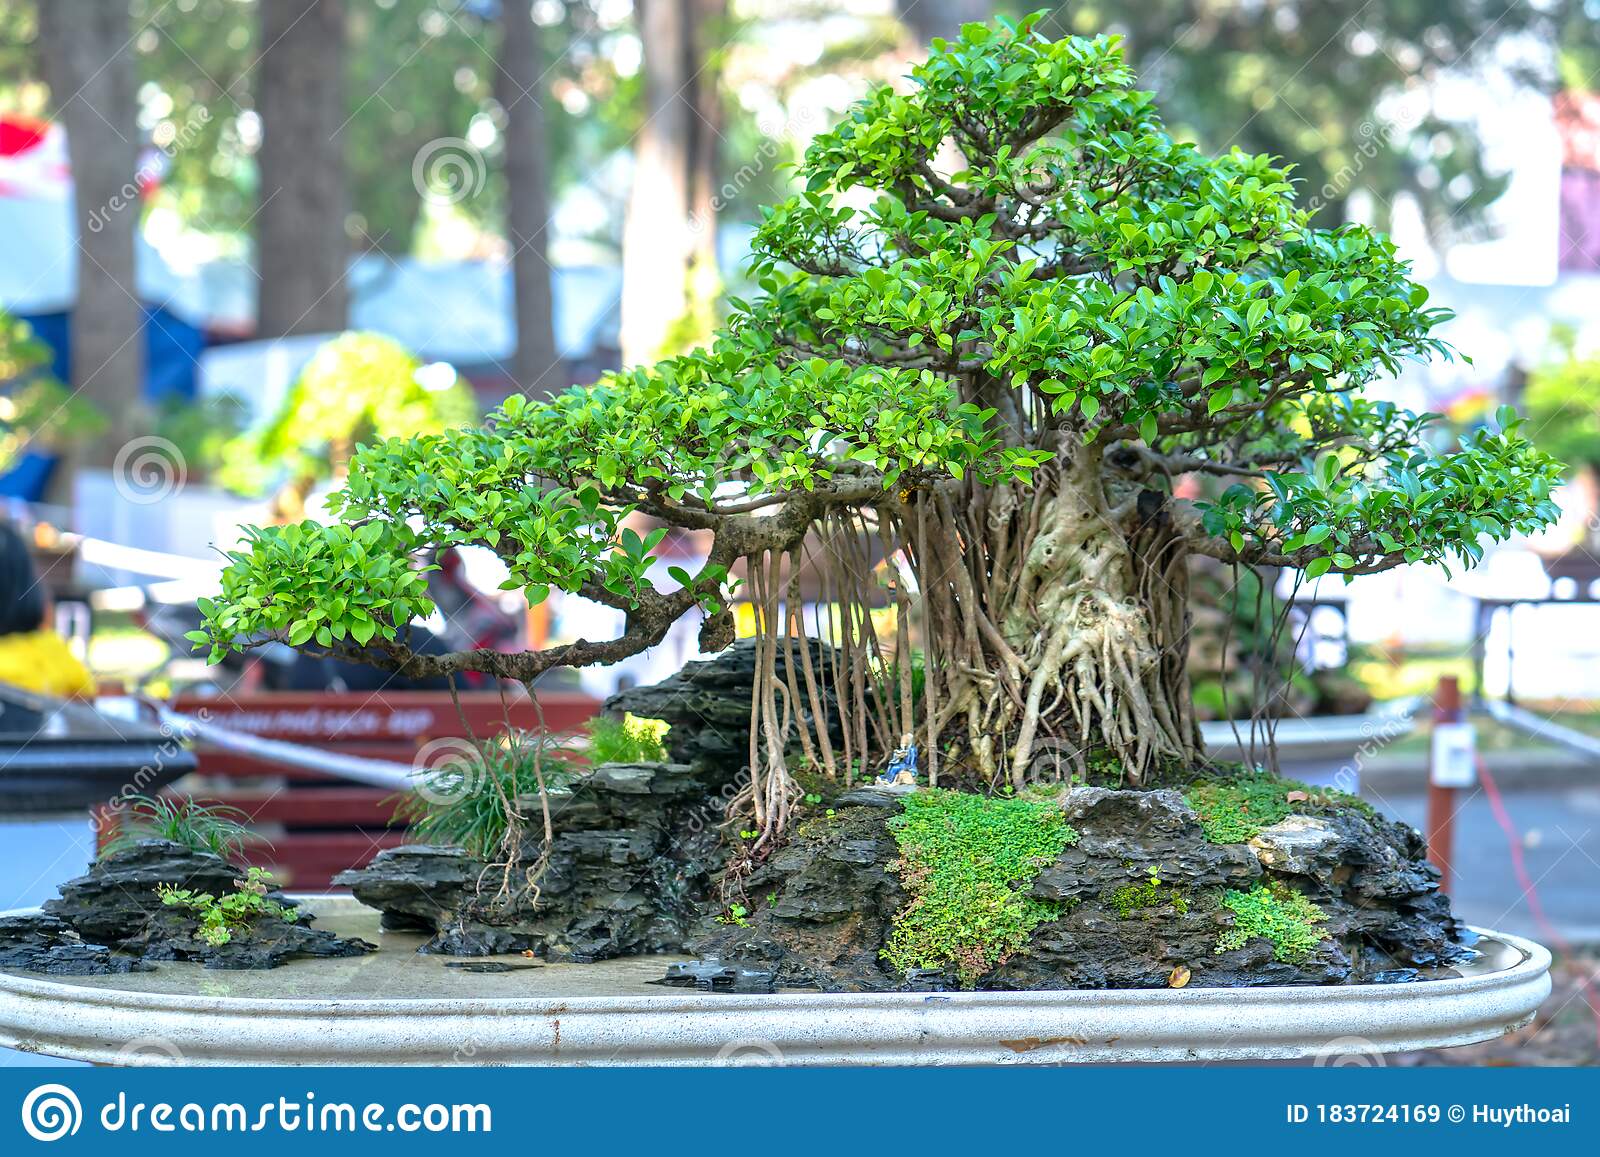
[1430,721,1478,788]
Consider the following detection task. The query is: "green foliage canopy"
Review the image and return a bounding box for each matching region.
[198,17,1562,678]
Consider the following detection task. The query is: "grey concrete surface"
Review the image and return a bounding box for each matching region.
[1367,782,1600,945]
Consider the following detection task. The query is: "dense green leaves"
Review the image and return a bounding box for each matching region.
[197,16,1563,665]
[193,520,436,662]
[1195,407,1562,576]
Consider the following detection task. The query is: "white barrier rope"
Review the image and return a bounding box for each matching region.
[1484,699,1600,763]
[152,705,418,791]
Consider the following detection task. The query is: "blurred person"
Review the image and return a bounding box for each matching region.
[0,522,94,698]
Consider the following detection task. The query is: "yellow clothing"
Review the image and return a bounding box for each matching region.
[0,630,95,699]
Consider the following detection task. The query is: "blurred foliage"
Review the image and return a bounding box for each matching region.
[584,712,669,764]
[1559,0,1600,91]
[1524,327,1600,469]
[12,0,641,253]
[128,0,259,241]
[13,0,1590,261]
[0,0,41,108]
[152,392,250,483]
[1025,1,1572,237]
[0,309,106,471]
[217,331,476,498]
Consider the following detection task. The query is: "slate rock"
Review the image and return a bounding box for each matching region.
[336,761,733,961]
[690,783,1472,991]
[17,840,373,971]
[333,845,482,930]
[43,840,241,943]
[0,913,151,976]
[131,908,375,970]
[604,638,840,768]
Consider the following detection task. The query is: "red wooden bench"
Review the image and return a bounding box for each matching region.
[99,691,601,889]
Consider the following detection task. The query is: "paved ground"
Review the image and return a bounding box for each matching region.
[1362,781,1600,945]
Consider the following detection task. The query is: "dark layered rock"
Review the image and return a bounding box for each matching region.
[604,637,840,768]
[690,802,907,990]
[129,909,375,971]
[43,840,242,943]
[0,914,152,976]
[690,784,1472,992]
[331,845,482,932]
[335,761,734,960]
[0,840,374,972]
[1246,811,1474,974]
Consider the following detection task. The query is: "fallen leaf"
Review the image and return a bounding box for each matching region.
[1168,964,1192,989]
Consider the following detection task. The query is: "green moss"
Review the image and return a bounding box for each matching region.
[1184,770,1372,844]
[1106,868,1190,917]
[883,788,1077,987]
[1215,882,1329,963]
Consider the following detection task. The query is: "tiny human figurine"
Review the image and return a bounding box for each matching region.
[876,733,918,786]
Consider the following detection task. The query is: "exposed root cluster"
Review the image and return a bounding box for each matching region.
[729,444,1202,835]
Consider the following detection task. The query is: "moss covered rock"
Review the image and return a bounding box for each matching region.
[691,776,1473,991]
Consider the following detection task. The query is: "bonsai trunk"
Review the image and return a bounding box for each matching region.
[914,443,1199,787]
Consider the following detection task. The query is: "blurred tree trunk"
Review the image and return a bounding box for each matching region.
[497,1,562,393]
[257,0,348,337]
[37,0,144,468]
[621,0,724,365]
[686,0,723,283]
[896,0,991,43]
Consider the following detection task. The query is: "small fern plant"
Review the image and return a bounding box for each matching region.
[157,866,299,947]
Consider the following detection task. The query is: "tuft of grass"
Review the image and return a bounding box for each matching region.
[1184,770,1371,845]
[102,794,255,862]
[390,730,584,860]
[584,713,669,764]
[882,788,1077,987]
[1215,882,1329,963]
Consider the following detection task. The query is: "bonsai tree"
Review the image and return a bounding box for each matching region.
[197,17,1561,838]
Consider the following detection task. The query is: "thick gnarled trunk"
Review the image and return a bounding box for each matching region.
[911,445,1198,787]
